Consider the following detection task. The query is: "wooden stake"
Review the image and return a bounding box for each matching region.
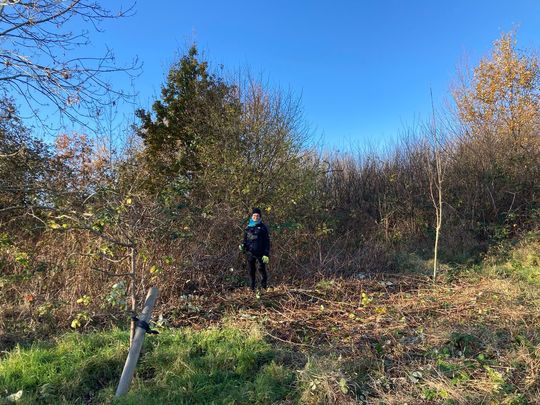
[115,287,158,397]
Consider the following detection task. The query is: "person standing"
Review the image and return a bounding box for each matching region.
[240,208,270,290]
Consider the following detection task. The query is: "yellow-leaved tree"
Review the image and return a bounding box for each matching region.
[451,32,540,233]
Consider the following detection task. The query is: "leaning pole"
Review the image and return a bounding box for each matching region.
[115,287,159,397]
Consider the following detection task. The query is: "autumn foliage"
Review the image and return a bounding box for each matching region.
[0,34,539,343]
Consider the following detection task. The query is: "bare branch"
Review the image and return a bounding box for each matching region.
[0,0,140,131]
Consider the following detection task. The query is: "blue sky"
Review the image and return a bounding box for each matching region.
[49,1,540,149]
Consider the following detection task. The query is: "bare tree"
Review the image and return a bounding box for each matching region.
[427,89,445,281]
[0,0,139,129]
[44,155,169,344]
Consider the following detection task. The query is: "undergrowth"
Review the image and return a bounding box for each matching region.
[484,233,540,286]
[1,235,539,404]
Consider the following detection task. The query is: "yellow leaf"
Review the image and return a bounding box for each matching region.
[361,292,373,306]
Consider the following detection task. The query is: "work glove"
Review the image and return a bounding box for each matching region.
[262,255,269,264]
[239,244,244,252]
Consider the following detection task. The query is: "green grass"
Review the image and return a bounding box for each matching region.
[0,326,296,404]
[485,237,540,286]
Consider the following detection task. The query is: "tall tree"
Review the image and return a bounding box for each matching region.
[136,45,241,192]
[451,32,540,229]
[137,45,317,234]
[453,33,539,139]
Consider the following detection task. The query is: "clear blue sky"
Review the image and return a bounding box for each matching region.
[80,1,540,150]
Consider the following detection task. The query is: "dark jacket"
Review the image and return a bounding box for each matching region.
[243,222,270,257]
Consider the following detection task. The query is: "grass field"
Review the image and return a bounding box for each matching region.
[0,326,297,404]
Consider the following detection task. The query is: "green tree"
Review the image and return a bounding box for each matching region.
[136,45,241,191]
[0,100,50,221]
[136,46,316,220]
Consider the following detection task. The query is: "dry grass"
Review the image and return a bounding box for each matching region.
[154,272,540,404]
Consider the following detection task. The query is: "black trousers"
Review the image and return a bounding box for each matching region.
[247,254,267,289]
